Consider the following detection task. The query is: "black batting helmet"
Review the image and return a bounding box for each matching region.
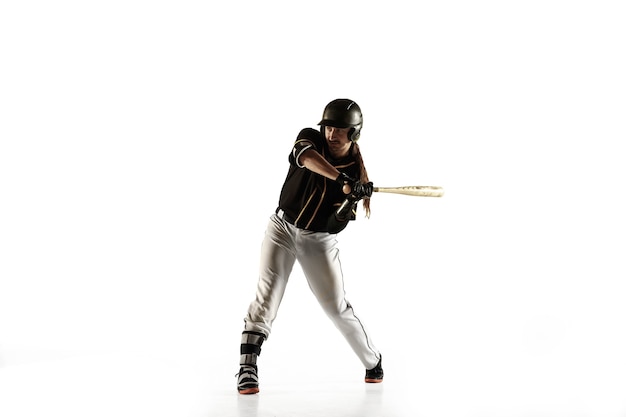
[318,99,363,141]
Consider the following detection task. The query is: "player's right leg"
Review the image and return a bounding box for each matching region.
[237,331,265,394]
[237,214,297,394]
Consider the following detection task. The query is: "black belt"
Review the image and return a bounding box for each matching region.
[276,208,296,225]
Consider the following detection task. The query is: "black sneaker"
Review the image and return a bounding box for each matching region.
[237,365,259,394]
[365,355,384,383]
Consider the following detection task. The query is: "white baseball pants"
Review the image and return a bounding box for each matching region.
[244,213,380,369]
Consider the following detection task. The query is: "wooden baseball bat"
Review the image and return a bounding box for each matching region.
[372,186,444,197]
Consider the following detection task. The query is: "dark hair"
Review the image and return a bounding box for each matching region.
[352,142,371,218]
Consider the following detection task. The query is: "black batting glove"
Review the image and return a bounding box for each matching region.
[345,180,374,202]
[335,172,357,189]
[352,181,373,200]
[336,172,365,200]
[336,173,373,200]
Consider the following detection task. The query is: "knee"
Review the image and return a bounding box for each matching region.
[320,299,349,321]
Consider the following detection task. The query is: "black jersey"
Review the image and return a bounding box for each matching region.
[277,128,360,232]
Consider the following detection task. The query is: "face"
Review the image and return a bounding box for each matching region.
[324,126,351,158]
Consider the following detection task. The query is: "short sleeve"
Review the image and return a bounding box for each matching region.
[289,128,322,168]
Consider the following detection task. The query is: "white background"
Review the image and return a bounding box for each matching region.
[1,1,625,416]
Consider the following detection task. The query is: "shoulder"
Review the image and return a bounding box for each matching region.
[289,128,325,167]
[294,128,325,152]
[297,127,323,141]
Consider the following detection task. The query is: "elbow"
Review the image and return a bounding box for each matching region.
[326,215,349,234]
[298,149,315,169]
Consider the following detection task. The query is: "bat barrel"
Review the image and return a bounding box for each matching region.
[372,186,444,197]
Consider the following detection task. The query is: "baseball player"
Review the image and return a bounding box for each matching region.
[237,99,383,395]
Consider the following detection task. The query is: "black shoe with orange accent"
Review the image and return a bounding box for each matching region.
[365,355,384,383]
[237,365,260,394]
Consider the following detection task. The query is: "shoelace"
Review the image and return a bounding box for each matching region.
[235,366,255,378]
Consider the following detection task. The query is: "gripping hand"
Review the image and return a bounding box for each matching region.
[352,181,374,200]
[335,172,357,194]
[335,172,372,199]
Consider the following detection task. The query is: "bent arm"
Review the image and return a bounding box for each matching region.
[326,197,358,233]
[299,149,341,181]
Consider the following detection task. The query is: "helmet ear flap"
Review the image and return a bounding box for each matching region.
[350,125,361,142]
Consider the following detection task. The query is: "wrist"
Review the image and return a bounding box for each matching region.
[335,172,350,184]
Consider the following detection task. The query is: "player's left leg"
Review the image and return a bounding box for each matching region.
[296,231,383,381]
